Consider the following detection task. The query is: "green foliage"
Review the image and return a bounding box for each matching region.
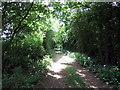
[63,2,120,66]
[3,31,46,72]
[59,2,120,88]
[2,2,120,89]
[3,55,52,88]
[2,2,56,88]
[28,55,52,75]
[3,69,44,88]
[66,66,88,88]
[43,30,55,55]
[96,66,120,87]
[3,67,25,88]
[67,51,120,88]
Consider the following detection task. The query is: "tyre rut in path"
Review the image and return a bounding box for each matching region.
[35,53,113,89]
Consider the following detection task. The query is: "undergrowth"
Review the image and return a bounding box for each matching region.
[3,55,52,88]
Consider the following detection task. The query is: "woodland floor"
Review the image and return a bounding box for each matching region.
[35,51,113,89]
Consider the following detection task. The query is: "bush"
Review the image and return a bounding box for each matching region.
[3,32,46,72]
[3,67,26,88]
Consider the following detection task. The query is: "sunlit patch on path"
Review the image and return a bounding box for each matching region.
[35,53,75,88]
[49,54,75,73]
[35,52,113,88]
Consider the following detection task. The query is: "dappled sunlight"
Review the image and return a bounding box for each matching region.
[77,69,82,72]
[89,85,98,88]
[49,54,75,73]
[60,55,75,64]
[49,62,66,72]
[3,2,119,88]
[75,68,109,88]
[38,53,76,88]
[47,54,103,88]
[82,70,89,71]
[47,72,62,79]
[35,53,112,88]
[76,69,90,77]
[56,51,62,54]
[76,71,86,77]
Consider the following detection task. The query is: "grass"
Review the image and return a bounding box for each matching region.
[66,65,88,89]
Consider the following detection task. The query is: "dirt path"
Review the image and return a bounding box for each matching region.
[35,52,113,88]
